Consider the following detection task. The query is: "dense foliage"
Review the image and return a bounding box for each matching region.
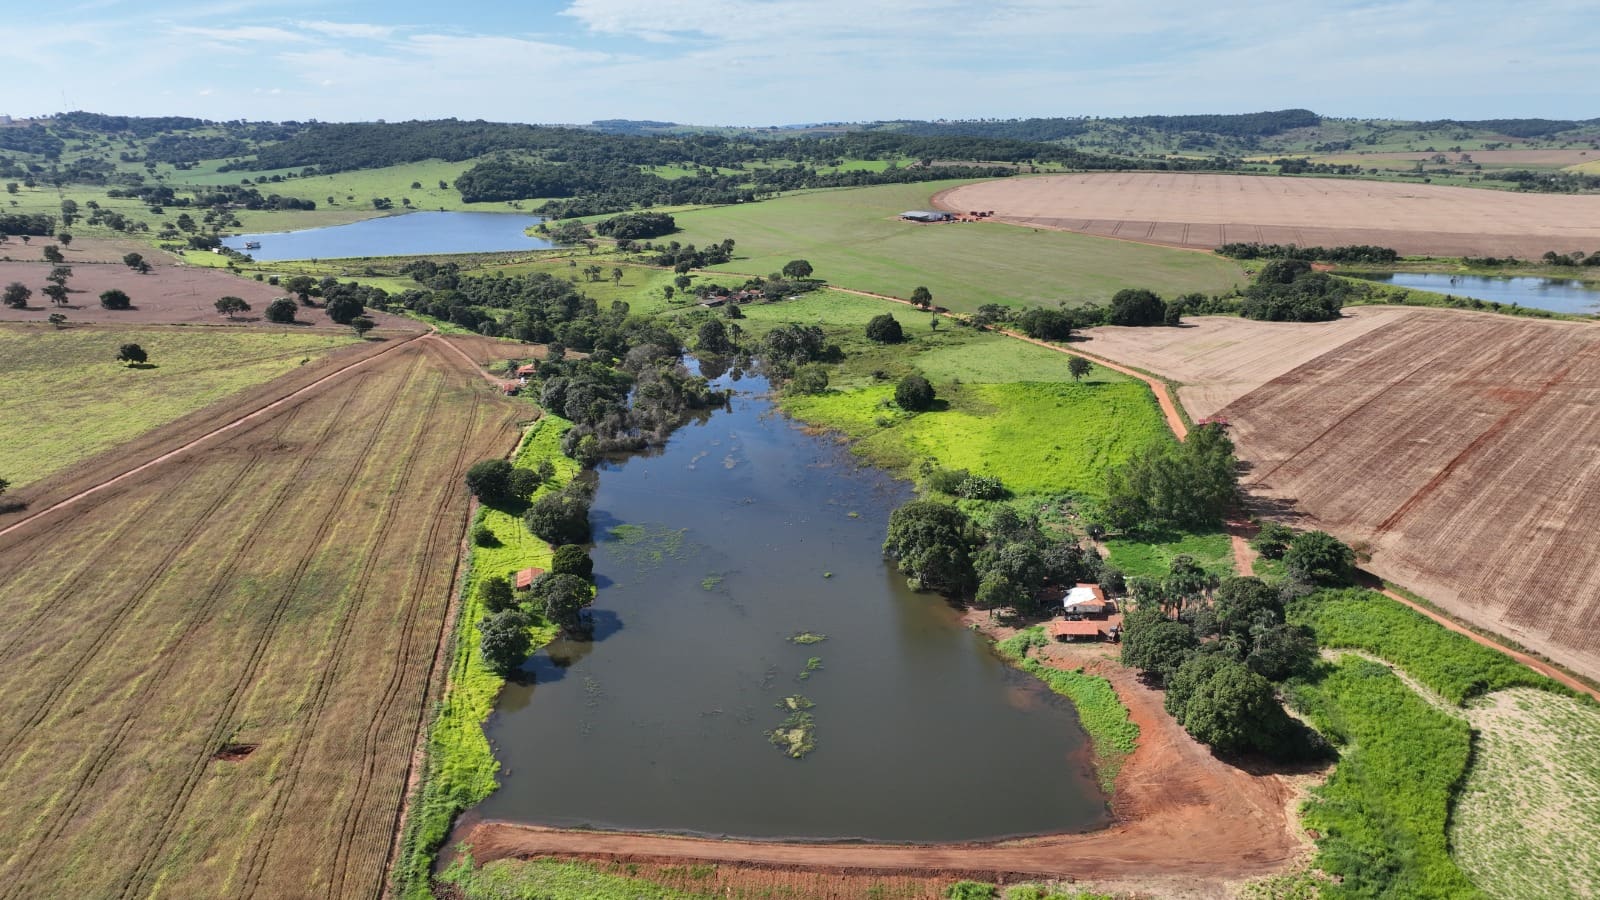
[882,500,977,594]
[1240,259,1350,322]
[1102,424,1238,531]
[595,211,676,240]
[1215,242,1399,263]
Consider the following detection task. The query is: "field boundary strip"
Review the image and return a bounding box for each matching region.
[0,330,428,542]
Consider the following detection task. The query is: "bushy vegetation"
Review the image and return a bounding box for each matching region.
[1101,423,1236,532]
[1286,657,1480,898]
[1215,242,1400,264]
[1240,259,1350,322]
[1289,589,1563,705]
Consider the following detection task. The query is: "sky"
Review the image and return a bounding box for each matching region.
[4,0,1596,125]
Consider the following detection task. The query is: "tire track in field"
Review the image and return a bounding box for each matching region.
[104,371,386,900]
[0,442,277,775]
[231,351,451,900]
[0,445,295,892]
[111,352,428,900]
[329,374,484,899]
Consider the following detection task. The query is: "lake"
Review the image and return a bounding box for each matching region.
[474,370,1109,842]
[221,211,554,261]
[1352,272,1600,315]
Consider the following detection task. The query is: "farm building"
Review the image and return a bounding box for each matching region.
[515,567,545,590]
[514,364,537,383]
[1063,583,1109,617]
[1048,620,1105,642]
[900,210,954,223]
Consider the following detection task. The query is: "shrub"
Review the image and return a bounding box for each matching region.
[954,474,1005,500]
[478,610,532,673]
[524,488,591,545]
[1283,530,1354,584]
[865,313,904,344]
[471,523,498,547]
[786,363,830,396]
[464,459,514,504]
[894,373,935,411]
[1251,521,1296,559]
[479,574,516,614]
[507,466,543,501]
[264,297,298,323]
[99,289,132,310]
[1016,307,1074,341]
[1108,288,1166,326]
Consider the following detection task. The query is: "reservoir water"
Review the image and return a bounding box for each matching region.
[221,211,554,261]
[474,370,1109,842]
[1351,272,1600,315]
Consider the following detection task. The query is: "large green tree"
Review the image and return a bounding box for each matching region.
[524,487,592,545]
[1284,530,1355,584]
[479,610,532,673]
[883,500,976,594]
[1119,605,1197,684]
[865,313,904,344]
[1175,658,1294,755]
[464,459,514,504]
[1109,288,1166,326]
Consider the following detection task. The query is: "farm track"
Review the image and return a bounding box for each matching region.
[0,333,520,898]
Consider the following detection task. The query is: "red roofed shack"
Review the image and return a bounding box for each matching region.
[1048,620,1105,642]
[515,567,544,590]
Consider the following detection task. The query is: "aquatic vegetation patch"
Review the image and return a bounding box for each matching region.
[790,631,828,645]
[767,695,818,758]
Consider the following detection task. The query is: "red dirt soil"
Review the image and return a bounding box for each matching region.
[452,633,1307,893]
[935,173,1600,258]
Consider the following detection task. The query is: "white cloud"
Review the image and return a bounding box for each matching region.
[296,20,397,40]
[170,24,301,43]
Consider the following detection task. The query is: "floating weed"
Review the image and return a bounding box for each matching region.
[797,657,824,681]
[766,695,818,758]
[847,511,860,518]
[700,573,724,591]
[605,523,697,570]
[790,632,827,645]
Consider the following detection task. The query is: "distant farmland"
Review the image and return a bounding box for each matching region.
[668,180,1247,312]
[939,173,1600,258]
[1216,310,1600,681]
[0,338,518,898]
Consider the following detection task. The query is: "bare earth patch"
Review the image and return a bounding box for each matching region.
[936,173,1600,257]
[1078,307,1415,420]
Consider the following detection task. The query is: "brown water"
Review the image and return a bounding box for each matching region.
[475,371,1109,841]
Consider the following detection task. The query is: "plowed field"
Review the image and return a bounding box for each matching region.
[936,174,1600,258]
[0,338,519,898]
[1218,310,1600,681]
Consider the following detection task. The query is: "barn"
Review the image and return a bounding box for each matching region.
[900,210,954,223]
[1048,620,1105,642]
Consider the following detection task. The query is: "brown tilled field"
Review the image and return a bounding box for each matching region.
[1079,307,1416,419]
[0,338,519,898]
[936,173,1600,258]
[1215,310,1600,681]
[0,258,415,330]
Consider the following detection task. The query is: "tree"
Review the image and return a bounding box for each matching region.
[894,373,935,411]
[533,572,592,632]
[782,259,814,280]
[1109,288,1166,326]
[56,232,72,247]
[47,313,66,328]
[464,459,514,504]
[1175,658,1294,755]
[214,296,250,318]
[116,343,148,365]
[1283,530,1354,584]
[550,543,594,579]
[1164,651,1230,718]
[507,466,542,501]
[41,244,63,263]
[865,313,904,344]
[524,487,592,545]
[0,476,7,499]
[1016,307,1074,341]
[264,297,298,324]
[883,500,975,594]
[350,315,376,338]
[325,294,364,325]
[696,318,732,355]
[2,282,29,309]
[910,286,933,309]
[1250,522,1296,560]
[1213,576,1283,639]
[1119,605,1196,684]
[479,574,516,614]
[42,284,67,306]
[1067,355,1092,382]
[122,252,148,273]
[479,609,532,673]
[47,265,71,287]
[1247,624,1318,681]
[99,289,132,310]
[283,275,316,304]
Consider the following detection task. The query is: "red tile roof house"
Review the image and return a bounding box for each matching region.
[515,567,545,591]
[1047,619,1105,642]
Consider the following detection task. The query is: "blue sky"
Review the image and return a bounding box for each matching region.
[6,0,1595,124]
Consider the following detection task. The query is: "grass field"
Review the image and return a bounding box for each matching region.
[783,379,1168,497]
[666,181,1247,313]
[1452,688,1600,899]
[0,337,519,899]
[0,325,353,486]
[1101,529,1234,580]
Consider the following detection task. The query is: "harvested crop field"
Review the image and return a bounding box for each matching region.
[0,336,520,898]
[1216,310,1600,681]
[936,173,1600,258]
[0,259,415,330]
[1079,307,1415,419]
[1305,149,1600,169]
[440,333,550,367]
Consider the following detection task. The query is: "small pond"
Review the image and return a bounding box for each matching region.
[221,211,554,261]
[474,369,1109,842]
[1350,272,1600,315]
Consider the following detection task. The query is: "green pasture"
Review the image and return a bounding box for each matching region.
[1101,529,1234,579]
[0,325,353,487]
[782,379,1168,497]
[666,181,1247,312]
